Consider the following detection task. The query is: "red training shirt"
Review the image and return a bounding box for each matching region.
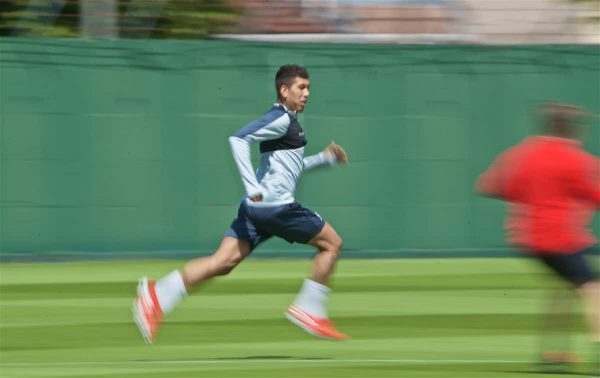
[476,136,600,254]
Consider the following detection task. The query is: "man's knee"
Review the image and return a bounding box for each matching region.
[323,233,342,256]
[309,223,343,255]
[332,234,343,253]
[212,252,244,276]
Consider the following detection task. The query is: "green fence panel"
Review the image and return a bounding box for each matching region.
[1,39,598,259]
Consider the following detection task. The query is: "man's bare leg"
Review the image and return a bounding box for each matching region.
[134,237,251,343]
[286,222,348,339]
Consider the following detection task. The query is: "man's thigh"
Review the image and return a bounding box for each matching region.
[225,201,272,250]
[251,202,326,244]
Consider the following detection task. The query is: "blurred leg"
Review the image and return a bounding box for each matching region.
[578,280,600,342]
[540,287,579,366]
[578,280,600,373]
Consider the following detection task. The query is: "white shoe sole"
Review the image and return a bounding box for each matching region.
[132,277,152,344]
[285,309,334,340]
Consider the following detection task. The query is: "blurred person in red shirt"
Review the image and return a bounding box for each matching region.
[476,102,599,372]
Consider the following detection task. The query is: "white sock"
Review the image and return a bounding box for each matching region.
[293,279,331,318]
[155,270,187,314]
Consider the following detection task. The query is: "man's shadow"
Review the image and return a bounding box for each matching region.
[213,356,331,361]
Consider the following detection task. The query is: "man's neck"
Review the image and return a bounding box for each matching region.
[538,134,580,144]
[277,102,296,114]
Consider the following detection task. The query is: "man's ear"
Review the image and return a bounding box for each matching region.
[279,85,288,100]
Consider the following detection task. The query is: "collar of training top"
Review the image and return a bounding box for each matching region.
[274,102,297,117]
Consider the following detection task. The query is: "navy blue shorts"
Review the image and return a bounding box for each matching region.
[225,201,326,250]
[537,248,598,287]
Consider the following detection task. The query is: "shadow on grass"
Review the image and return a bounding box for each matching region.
[504,369,597,377]
[132,355,332,362]
[213,356,331,361]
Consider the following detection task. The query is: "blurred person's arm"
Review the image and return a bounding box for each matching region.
[476,155,507,199]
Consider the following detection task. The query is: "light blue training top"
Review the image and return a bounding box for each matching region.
[229,103,336,207]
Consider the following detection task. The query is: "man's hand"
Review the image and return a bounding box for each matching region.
[249,194,263,202]
[325,141,348,164]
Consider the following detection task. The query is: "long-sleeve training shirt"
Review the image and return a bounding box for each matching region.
[229,103,335,206]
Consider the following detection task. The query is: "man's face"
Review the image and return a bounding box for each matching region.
[281,77,310,112]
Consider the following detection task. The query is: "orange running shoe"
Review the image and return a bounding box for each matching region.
[542,351,582,363]
[133,277,164,344]
[285,304,349,340]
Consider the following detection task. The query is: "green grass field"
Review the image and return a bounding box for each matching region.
[1,258,597,377]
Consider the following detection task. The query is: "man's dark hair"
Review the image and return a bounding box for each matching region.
[275,65,309,99]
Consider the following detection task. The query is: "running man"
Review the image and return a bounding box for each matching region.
[134,64,349,343]
[476,102,600,371]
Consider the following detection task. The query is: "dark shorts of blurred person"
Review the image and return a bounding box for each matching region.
[531,246,599,288]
